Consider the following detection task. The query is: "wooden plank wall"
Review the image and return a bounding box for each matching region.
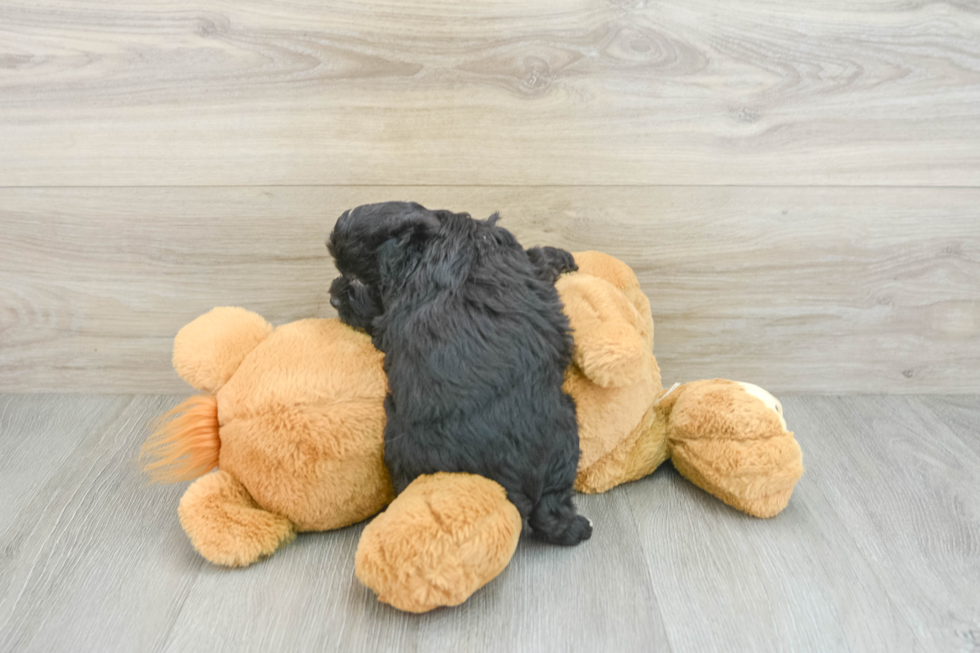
[1,0,979,393]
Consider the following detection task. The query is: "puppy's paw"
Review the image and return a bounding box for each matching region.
[533,512,593,546]
[552,515,593,546]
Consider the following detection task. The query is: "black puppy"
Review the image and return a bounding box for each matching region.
[327,201,591,546]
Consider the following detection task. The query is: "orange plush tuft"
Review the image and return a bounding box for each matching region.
[141,394,220,483]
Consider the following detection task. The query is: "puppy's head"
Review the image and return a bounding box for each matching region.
[327,201,441,332]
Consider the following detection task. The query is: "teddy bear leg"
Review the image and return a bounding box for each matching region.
[355,472,522,613]
[178,470,295,567]
[665,380,804,518]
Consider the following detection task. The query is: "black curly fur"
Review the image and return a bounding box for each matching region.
[327,201,591,546]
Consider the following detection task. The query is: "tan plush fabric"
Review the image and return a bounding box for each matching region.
[562,254,803,519]
[558,251,663,480]
[558,274,651,389]
[178,469,296,567]
[574,403,669,494]
[215,318,393,532]
[564,353,662,474]
[665,380,804,518]
[173,306,273,394]
[355,473,522,613]
[144,250,804,611]
[556,252,662,472]
[147,309,394,566]
[571,250,654,350]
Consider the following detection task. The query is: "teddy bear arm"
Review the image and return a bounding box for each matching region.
[571,252,654,340]
[557,274,649,388]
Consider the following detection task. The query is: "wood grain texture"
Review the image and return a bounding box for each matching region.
[0,395,200,653]
[626,464,921,652]
[626,395,980,652]
[0,395,131,531]
[2,394,978,652]
[2,186,978,393]
[163,494,671,653]
[789,396,980,653]
[160,524,423,653]
[414,493,671,653]
[1,0,980,186]
[914,395,980,460]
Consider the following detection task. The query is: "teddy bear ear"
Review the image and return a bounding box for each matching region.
[557,274,651,388]
[173,307,273,393]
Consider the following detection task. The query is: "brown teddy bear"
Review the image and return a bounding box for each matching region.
[142,251,803,613]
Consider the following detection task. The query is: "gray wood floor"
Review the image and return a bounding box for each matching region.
[1,394,978,653]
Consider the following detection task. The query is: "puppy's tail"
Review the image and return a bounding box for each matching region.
[140,395,220,483]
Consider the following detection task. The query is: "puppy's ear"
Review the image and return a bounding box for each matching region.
[375,207,440,290]
[384,205,440,245]
[527,246,578,283]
